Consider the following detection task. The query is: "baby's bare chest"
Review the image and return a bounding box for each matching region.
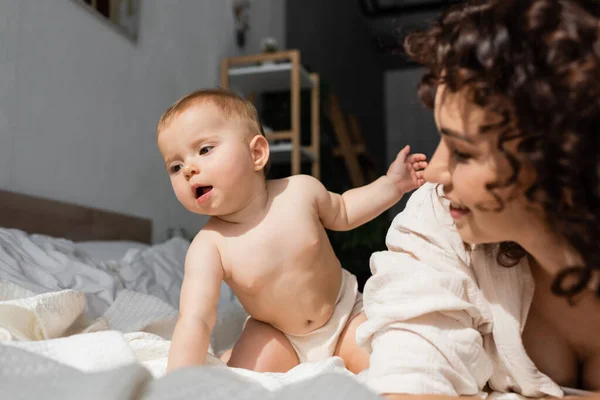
[218,207,333,285]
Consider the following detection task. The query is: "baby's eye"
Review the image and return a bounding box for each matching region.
[199,146,214,155]
[169,164,182,173]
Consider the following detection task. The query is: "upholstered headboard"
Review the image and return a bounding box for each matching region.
[0,189,152,243]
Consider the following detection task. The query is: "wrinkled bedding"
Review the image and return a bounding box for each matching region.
[0,228,377,400]
[0,228,214,317]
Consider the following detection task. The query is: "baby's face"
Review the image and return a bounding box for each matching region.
[158,102,257,216]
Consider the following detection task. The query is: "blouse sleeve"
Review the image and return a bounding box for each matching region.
[356,184,494,396]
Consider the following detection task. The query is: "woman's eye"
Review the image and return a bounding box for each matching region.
[452,149,472,162]
[170,164,182,173]
[199,146,214,155]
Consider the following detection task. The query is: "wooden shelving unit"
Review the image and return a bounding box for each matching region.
[220,50,320,178]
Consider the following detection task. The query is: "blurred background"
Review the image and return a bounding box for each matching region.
[0,0,456,287]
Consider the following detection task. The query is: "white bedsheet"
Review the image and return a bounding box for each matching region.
[0,279,377,399]
[0,228,233,318]
[0,279,219,376]
[0,228,378,399]
[0,228,122,317]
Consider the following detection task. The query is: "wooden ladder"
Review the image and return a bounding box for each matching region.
[327,94,377,187]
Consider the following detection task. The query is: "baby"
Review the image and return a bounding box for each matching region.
[157,89,427,374]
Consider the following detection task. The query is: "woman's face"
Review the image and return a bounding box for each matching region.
[424,85,541,245]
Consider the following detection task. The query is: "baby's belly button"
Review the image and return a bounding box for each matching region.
[304,311,331,330]
[276,315,325,335]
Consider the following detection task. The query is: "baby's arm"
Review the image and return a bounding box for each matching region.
[311,145,427,231]
[167,232,223,372]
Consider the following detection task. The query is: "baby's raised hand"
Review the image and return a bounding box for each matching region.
[386,145,428,194]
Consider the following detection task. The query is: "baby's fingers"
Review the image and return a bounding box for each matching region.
[406,153,427,163]
[394,145,411,163]
[415,170,426,187]
[412,160,428,171]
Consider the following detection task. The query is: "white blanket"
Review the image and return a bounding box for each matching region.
[0,280,376,399]
[0,228,122,318]
[0,279,201,376]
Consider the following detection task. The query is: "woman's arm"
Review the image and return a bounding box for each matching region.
[384,395,599,400]
[357,184,493,397]
[384,395,473,400]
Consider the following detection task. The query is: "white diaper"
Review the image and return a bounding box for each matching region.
[284,268,363,363]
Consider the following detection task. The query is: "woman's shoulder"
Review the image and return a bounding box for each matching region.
[387,183,467,264]
[381,184,500,311]
[393,183,454,227]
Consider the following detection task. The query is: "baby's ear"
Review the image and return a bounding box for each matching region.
[249,134,270,172]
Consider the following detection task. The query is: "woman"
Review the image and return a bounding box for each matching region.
[356,0,600,397]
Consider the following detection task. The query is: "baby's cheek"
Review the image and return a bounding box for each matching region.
[173,182,190,204]
[221,160,239,175]
[223,155,251,178]
[173,187,186,204]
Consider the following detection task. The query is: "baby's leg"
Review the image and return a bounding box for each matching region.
[219,348,233,364]
[334,311,370,374]
[227,318,299,372]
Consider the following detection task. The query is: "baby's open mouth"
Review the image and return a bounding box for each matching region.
[195,186,213,199]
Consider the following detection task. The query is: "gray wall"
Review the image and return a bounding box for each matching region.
[246,0,286,55]
[286,0,386,168]
[385,68,439,216]
[0,0,285,242]
[285,1,440,217]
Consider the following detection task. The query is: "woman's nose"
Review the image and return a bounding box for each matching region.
[423,142,451,186]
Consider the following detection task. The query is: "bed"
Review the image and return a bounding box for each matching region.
[0,189,376,399]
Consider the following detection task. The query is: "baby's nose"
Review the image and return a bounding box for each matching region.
[183,163,199,179]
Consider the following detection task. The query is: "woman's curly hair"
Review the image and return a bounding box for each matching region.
[405,0,600,299]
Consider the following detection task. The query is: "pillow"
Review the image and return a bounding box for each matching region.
[75,240,150,262]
